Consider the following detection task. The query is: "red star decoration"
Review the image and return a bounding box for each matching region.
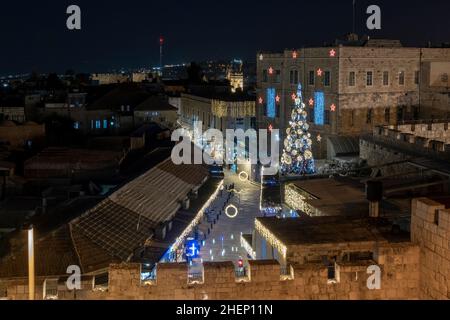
[268,67,274,75]
[309,98,314,106]
[292,51,298,59]
[258,97,263,104]
[268,124,273,132]
[276,95,281,103]
[329,49,336,57]
[317,68,323,77]
[291,93,297,100]
[330,104,336,112]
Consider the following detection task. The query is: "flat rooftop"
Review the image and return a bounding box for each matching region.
[289,178,369,217]
[256,216,408,246]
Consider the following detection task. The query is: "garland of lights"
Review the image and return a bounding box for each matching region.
[255,220,287,258]
[212,100,255,118]
[170,180,224,253]
[280,83,316,175]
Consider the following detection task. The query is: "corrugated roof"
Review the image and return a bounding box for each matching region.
[0,157,209,278]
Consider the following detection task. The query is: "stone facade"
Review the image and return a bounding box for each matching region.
[257,45,450,158]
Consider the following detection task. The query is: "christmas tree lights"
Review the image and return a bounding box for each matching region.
[280,83,316,175]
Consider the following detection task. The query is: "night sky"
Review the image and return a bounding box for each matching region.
[0,0,449,75]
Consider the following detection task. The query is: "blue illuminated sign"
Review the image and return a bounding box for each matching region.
[266,88,276,118]
[314,91,325,125]
[185,238,200,260]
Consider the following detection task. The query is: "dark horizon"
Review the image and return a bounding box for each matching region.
[1,0,450,75]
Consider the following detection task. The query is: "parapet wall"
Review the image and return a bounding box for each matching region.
[1,247,421,300]
[370,125,450,157]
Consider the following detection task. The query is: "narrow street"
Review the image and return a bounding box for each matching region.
[193,170,262,268]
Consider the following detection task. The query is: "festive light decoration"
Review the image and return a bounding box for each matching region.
[225,204,239,218]
[329,49,336,57]
[317,134,322,142]
[212,100,255,118]
[268,67,274,75]
[292,51,298,59]
[266,88,276,118]
[258,97,263,104]
[308,98,314,106]
[291,93,297,100]
[268,124,273,132]
[241,234,256,259]
[259,53,264,61]
[169,180,224,254]
[330,103,336,112]
[238,171,249,182]
[255,220,287,258]
[285,184,318,216]
[280,83,316,176]
[314,91,325,125]
[275,95,280,103]
[317,68,323,77]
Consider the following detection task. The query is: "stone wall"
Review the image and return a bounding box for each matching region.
[0,247,421,300]
[360,124,450,174]
[411,198,450,299]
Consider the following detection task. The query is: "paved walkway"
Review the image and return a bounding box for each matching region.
[193,171,262,268]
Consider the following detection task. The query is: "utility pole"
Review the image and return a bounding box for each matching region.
[159,36,164,76]
[27,225,35,300]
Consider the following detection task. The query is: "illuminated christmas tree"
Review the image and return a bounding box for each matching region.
[280,83,316,175]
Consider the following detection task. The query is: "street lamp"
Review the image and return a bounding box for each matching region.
[26,225,35,300]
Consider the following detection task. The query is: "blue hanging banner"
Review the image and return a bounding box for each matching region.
[314,91,325,125]
[266,88,276,118]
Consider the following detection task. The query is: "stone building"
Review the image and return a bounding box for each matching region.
[0,120,45,148]
[257,38,450,158]
[134,96,178,129]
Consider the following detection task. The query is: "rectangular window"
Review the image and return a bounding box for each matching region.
[399,71,405,85]
[383,71,389,86]
[434,209,440,226]
[262,69,268,82]
[275,70,281,83]
[325,110,330,125]
[95,120,101,129]
[367,109,373,124]
[385,108,390,123]
[290,70,299,84]
[308,70,315,86]
[309,107,314,123]
[103,120,108,129]
[266,88,276,118]
[314,91,325,125]
[349,72,356,87]
[366,71,373,86]
[324,71,331,87]
[415,71,420,85]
